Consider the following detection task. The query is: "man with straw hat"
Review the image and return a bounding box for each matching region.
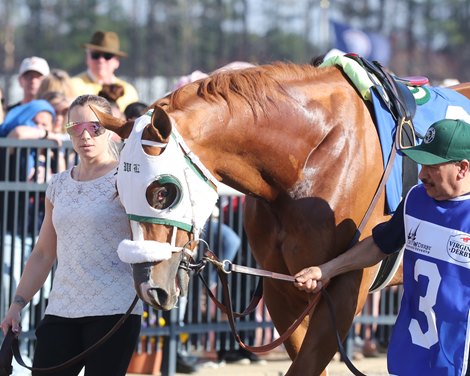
[71,31,139,112]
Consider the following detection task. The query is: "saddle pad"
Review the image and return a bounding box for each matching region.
[375,86,470,213]
[319,55,375,100]
[320,55,470,213]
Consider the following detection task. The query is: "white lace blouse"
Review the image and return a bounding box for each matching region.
[45,167,142,317]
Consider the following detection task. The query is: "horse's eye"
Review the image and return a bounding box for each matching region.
[146,176,182,210]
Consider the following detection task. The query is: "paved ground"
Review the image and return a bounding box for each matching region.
[127,350,388,376]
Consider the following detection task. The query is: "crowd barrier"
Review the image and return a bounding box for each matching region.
[0,139,401,375]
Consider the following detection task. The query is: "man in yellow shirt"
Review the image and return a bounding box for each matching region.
[71,31,139,112]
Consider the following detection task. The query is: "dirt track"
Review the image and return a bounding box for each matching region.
[127,350,389,376]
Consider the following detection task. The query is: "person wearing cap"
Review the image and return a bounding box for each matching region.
[7,56,50,112]
[293,118,470,375]
[71,30,139,112]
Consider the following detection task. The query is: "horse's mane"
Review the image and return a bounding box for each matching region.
[166,62,322,118]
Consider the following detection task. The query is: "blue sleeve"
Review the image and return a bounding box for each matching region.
[372,199,405,254]
[0,124,11,137]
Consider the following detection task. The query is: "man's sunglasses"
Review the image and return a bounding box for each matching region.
[90,51,115,61]
[65,121,106,137]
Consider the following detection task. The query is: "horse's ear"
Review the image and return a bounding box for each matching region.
[89,105,134,139]
[149,105,172,142]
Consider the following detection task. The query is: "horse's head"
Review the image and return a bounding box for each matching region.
[92,105,219,310]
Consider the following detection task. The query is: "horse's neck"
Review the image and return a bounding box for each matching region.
[180,123,289,200]
[178,68,372,202]
[179,108,333,201]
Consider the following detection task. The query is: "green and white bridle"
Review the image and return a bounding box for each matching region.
[116,111,219,263]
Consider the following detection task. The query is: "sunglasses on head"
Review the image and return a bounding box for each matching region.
[90,51,115,60]
[65,121,106,137]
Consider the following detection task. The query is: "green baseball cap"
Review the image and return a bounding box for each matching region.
[401,119,470,165]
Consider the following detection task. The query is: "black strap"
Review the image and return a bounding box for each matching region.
[321,289,367,376]
[0,330,14,376]
[0,295,139,374]
[400,124,418,196]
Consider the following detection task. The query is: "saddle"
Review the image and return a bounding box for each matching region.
[343,54,417,124]
[341,54,422,292]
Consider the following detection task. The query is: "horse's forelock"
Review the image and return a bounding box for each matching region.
[167,63,321,118]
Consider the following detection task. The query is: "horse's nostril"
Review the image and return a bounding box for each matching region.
[147,287,168,306]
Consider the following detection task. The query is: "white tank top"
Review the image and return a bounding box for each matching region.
[45,167,142,317]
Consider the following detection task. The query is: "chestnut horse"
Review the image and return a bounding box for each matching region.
[94,63,470,375]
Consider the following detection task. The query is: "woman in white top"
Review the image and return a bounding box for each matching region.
[1,94,142,376]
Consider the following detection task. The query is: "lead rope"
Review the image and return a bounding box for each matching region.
[201,250,367,375]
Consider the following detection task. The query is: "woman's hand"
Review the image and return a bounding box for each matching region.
[0,304,23,336]
[294,266,329,294]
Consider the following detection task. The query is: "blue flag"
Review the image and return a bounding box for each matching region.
[331,20,391,66]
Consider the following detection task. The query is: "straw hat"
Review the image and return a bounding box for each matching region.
[82,31,128,57]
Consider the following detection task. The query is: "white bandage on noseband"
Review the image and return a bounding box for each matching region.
[117,239,194,264]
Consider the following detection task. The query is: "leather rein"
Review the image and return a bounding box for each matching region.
[0,296,139,375]
[191,249,369,376]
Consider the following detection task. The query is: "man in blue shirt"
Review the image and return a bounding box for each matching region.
[294,118,470,376]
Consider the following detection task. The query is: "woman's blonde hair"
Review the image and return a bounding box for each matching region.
[37,69,77,100]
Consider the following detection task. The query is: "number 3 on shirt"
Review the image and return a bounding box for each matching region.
[408,259,440,349]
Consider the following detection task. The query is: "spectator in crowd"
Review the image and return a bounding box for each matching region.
[98,83,125,120]
[0,99,58,230]
[7,56,50,112]
[36,69,76,152]
[0,99,63,184]
[38,91,70,137]
[124,101,148,121]
[0,99,57,142]
[36,68,77,104]
[0,94,143,376]
[36,91,70,174]
[71,30,139,112]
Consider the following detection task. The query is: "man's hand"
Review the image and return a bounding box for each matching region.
[294,266,328,293]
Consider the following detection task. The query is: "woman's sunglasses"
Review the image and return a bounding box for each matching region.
[90,51,115,61]
[65,121,106,137]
